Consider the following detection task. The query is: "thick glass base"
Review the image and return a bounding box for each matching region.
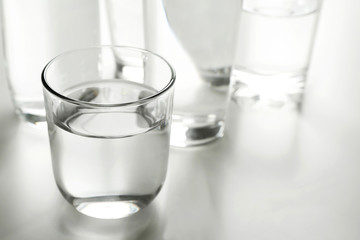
[230,69,306,109]
[65,193,157,219]
[73,196,150,219]
[170,113,225,147]
[58,183,161,219]
[15,101,47,128]
[19,112,46,128]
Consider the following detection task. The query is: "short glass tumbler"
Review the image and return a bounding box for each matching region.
[42,46,175,219]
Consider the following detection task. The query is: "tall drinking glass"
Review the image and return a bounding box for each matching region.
[162,0,241,146]
[42,46,175,219]
[0,0,101,126]
[103,0,240,146]
[230,0,322,108]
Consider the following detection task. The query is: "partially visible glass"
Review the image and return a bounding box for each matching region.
[230,0,322,108]
[42,46,175,219]
[103,0,241,147]
[0,0,101,126]
[161,0,241,146]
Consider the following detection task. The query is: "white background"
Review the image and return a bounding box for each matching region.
[1,0,360,239]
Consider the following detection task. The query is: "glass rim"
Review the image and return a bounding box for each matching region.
[41,45,176,108]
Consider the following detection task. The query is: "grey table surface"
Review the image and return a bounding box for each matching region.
[1,0,360,239]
